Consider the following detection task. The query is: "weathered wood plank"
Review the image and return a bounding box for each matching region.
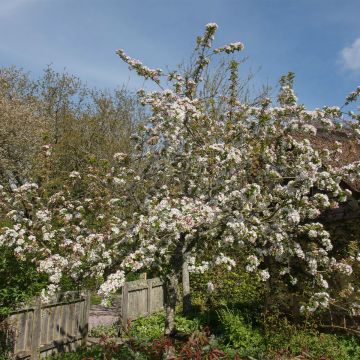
[121,282,129,329]
[126,279,148,291]
[67,302,75,351]
[147,279,153,316]
[74,301,80,338]
[152,284,164,312]
[17,311,28,353]
[25,310,34,356]
[40,307,49,347]
[53,304,60,340]
[31,297,42,360]
[81,291,90,346]
[61,304,67,341]
[48,305,56,344]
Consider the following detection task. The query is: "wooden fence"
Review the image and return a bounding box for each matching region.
[5,291,90,359]
[4,278,164,359]
[121,277,164,327]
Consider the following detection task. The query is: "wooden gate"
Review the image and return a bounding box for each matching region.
[121,278,164,327]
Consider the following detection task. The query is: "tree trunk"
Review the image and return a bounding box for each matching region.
[163,273,178,359]
[163,235,187,358]
[182,254,192,315]
[164,273,178,336]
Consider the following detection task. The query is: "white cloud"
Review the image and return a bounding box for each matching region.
[340,37,360,72]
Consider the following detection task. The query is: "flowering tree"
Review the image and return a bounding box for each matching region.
[1,24,360,343]
[112,23,360,335]
[0,150,137,301]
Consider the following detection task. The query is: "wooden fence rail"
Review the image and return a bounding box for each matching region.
[5,291,90,359]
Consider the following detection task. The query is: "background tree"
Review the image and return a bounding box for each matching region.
[0,66,143,188]
[0,71,47,186]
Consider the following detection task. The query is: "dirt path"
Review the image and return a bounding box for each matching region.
[89,303,121,330]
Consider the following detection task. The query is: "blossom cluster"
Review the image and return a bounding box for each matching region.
[116,49,162,83]
[214,42,244,54]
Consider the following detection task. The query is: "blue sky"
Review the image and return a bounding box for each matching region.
[0,0,359,108]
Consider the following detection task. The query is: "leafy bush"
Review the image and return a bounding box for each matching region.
[89,323,120,338]
[0,322,13,360]
[0,245,48,318]
[191,264,265,311]
[265,332,360,360]
[264,313,360,360]
[286,332,360,360]
[0,356,12,360]
[90,293,102,305]
[217,307,265,358]
[128,313,201,341]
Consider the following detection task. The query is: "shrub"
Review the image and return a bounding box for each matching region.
[0,245,47,318]
[217,307,265,358]
[88,323,120,338]
[264,313,360,360]
[0,320,14,360]
[191,264,264,310]
[128,313,201,341]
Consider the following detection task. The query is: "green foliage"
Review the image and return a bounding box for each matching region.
[90,293,103,305]
[279,71,295,88]
[191,264,264,310]
[0,246,47,317]
[217,307,265,358]
[0,356,11,360]
[283,333,360,360]
[174,314,202,334]
[128,313,201,341]
[126,272,142,282]
[264,313,360,360]
[0,321,13,360]
[89,313,201,341]
[89,323,120,338]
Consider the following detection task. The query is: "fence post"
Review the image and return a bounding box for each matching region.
[31,297,42,360]
[81,291,90,346]
[121,283,129,330]
[147,279,153,316]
